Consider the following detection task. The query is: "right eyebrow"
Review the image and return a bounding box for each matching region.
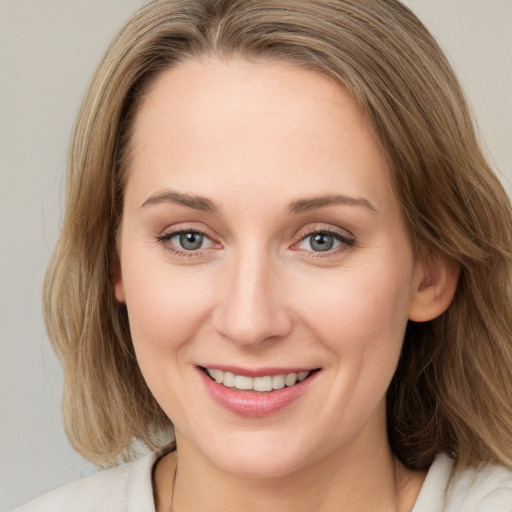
[140,189,218,213]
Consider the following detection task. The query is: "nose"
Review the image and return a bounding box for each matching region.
[213,249,293,348]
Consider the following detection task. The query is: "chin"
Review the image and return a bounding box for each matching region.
[195,429,324,479]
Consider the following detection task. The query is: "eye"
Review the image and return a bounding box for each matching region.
[173,231,211,251]
[296,230,354,253]
[158,230,214,252]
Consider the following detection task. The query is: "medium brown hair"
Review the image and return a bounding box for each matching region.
[44,0,512,468]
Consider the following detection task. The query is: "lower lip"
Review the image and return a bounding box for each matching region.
[199,369,319,417]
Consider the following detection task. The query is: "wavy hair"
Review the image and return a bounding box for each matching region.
[43,0,512,468]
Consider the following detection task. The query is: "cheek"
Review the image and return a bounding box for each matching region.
[120,258,220,419]
[290,259,414,359]
[121,257,216,356]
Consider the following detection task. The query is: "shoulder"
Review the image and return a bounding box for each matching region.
[10,451,158,512]
[445,456,512,511]
[414,453,512,512]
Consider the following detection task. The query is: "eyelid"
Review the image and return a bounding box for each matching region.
[155,223,221,257]
[169,231,214,250]
[154,222,355,258]
[291,225,356,254]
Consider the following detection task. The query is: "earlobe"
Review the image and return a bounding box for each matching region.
[114,278,126,304]
[408,252,460,322]
[113,257,126,304]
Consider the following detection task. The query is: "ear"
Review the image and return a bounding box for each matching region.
[408,251,459,322]
[113,254,126,304]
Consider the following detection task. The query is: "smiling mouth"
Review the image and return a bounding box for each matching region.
[202,367,319,392]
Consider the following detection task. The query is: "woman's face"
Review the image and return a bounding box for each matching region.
[116,58,423,477]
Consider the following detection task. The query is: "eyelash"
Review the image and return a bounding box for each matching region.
[292,227,355,256]
[156,226,215,258]
[155,226,356,258]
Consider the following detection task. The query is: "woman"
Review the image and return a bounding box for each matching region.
[13,0,512,510]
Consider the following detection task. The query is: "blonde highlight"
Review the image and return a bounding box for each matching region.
[43,0,512,468]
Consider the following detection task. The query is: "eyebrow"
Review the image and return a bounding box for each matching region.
[140,190,217,213]
[140,189,377,215]
[288,195,377,214]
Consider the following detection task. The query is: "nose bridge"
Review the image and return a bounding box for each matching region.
[215,242,291,346]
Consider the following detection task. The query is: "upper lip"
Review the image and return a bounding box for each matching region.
[198,364,319,378]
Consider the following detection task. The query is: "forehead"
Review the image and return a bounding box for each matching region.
[133,57,373,150]
[126,57,395,215]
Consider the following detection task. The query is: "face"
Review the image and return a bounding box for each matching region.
[116,58,423,477]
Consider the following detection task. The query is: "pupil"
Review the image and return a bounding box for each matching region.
[180,232,203,250]
[311,233,333,252]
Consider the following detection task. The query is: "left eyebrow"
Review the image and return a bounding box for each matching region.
[288,194,378,215]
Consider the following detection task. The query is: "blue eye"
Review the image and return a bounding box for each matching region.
[162,231,213,251]
[297,231,353,253]
[177,232,204,250]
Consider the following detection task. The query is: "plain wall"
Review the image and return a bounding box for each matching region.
[0,1,511,509]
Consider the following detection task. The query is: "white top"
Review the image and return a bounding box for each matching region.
[11,452,512,511]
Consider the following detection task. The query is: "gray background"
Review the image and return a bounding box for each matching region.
[1,1,511,510]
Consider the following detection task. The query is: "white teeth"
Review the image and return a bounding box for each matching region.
[271,374,285,390]
[206,368,311,392]
[253,376,272,392]
[222,371,235,387]
[234,375,253,390]
[284,373,297,387]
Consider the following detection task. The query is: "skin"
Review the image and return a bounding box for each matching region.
[115,58,457,511]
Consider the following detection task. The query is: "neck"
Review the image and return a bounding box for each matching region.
[154,428,425,512]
